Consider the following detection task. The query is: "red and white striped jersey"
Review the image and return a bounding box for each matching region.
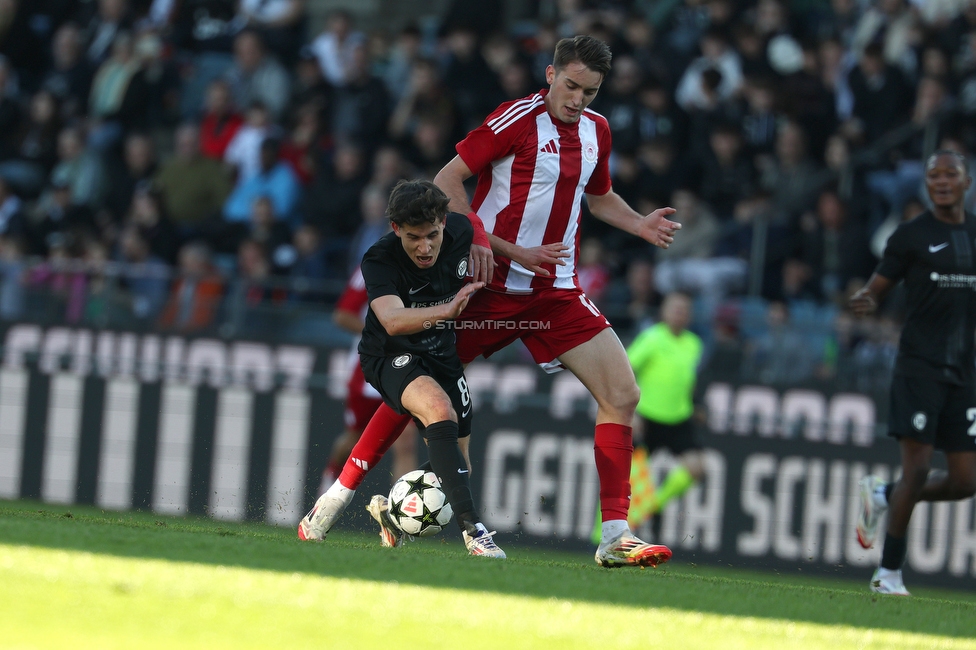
[335,266,369,320]
[457,89,613,294]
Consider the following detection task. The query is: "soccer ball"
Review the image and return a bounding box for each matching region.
[387,470,454,537]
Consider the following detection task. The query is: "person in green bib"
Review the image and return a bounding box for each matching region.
[629,292,705,522]
[592,291,705,541]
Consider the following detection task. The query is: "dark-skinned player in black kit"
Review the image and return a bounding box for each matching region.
[851,150,976,595]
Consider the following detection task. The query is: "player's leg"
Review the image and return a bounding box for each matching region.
[400,373,504,557]
[869,437,931,595]
[299,403,411,541]
[914,451,976,501]
[558,328,671,568]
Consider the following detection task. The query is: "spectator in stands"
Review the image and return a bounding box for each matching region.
[796,188,874,304]
[224,100,275,184]
[759,120,825,224]
[388,57,458,146]
[847,43,914,145]
[237,0,306,65]
[0,57,20,150]
[87,31,150,150]
[441,24,502,134]
[223,136,300,225]
[368,144,413,193]
[401,114,455,180]
[118,225,168,322]
[154,122,233,232]
[49,124,104,210]
[0,89,62,198]
[381,23,423,102]
[639,141,686,211]
[126,183,181,264]
[173,0,240,118]
[850,0,918,74]
[696,122,758,220]
[309,9,365,88]
[301,140,367,240]
[289,223,337,286]
[40,23,93,122]
[739,77,780,160]
[330,40,390,156]
[224,29,291,121]
[199,79,244,161]
[158,240,224,332]
[81,0,133,68]
[102,131,157,227]
[290,46,334,129]
[29,168,96,256]
[348,183,390,273]
[742,300,822,384]
[594,55,644,153]
[239,194,293,270]
[676,27,743,112]
[280,102,326,186]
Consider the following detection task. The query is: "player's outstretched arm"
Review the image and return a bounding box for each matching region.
[488,236,570,276]
[434,156,494,284]
[370,283,485,336]
[586,189,680,249]
[849,273,894,317]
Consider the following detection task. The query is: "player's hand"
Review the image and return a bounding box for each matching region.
[448,281,484,317]
[468,244,495,285]
[511,243,570,276]
[639,207,680,249]
[848,287,877,317]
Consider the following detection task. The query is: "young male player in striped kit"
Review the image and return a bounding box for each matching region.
[302,35,681,568]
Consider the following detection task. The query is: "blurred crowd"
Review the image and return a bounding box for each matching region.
[0,0,970,385]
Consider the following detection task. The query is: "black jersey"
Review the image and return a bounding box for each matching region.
[876,210,976,384]
[358,213,472,375]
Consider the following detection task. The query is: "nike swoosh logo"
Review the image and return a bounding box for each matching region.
[461,406,471,417]
[408,284,430,295]
[458,468,469,474]
[929,242,949,253]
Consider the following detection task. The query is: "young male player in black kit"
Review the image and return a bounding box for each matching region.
[298,179,505,558]
[851,150,976,595]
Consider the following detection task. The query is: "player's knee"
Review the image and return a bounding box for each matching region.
[904,465,930,493]
[604,380,639,416]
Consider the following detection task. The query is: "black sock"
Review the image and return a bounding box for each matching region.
[884,482,894,505]
[880,533,907,570]
[423,420,478,531]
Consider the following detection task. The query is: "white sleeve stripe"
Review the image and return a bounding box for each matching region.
[489,96,544,134]
[487,95,540,130]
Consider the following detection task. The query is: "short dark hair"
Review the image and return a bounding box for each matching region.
[553,35,612,78]
[387,180,450,227]
[928,149,970,175]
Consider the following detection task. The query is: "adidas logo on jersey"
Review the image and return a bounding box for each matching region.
[540,139,558,154]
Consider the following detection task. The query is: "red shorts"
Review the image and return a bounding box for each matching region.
[345,360,383,430]
[454,287,611,372]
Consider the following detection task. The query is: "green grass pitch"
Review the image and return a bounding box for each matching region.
[1,500,974,649]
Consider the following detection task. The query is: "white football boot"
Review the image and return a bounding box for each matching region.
[856,475,888,549]
[870,568,910,596]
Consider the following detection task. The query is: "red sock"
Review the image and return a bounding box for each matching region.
[594,423,633,522]
[338,403,412,490]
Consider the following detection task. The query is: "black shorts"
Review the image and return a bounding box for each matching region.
[888,373,976,452]
[639,416,700,455]
[360,353,473,439]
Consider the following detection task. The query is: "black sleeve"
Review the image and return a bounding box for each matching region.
[361,246,402,304]
[875,222,912,282]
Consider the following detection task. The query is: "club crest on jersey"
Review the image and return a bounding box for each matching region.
[392,354,412,369]
[457,258,468,278]
[912,411,927,431]
[582,141,598,163]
